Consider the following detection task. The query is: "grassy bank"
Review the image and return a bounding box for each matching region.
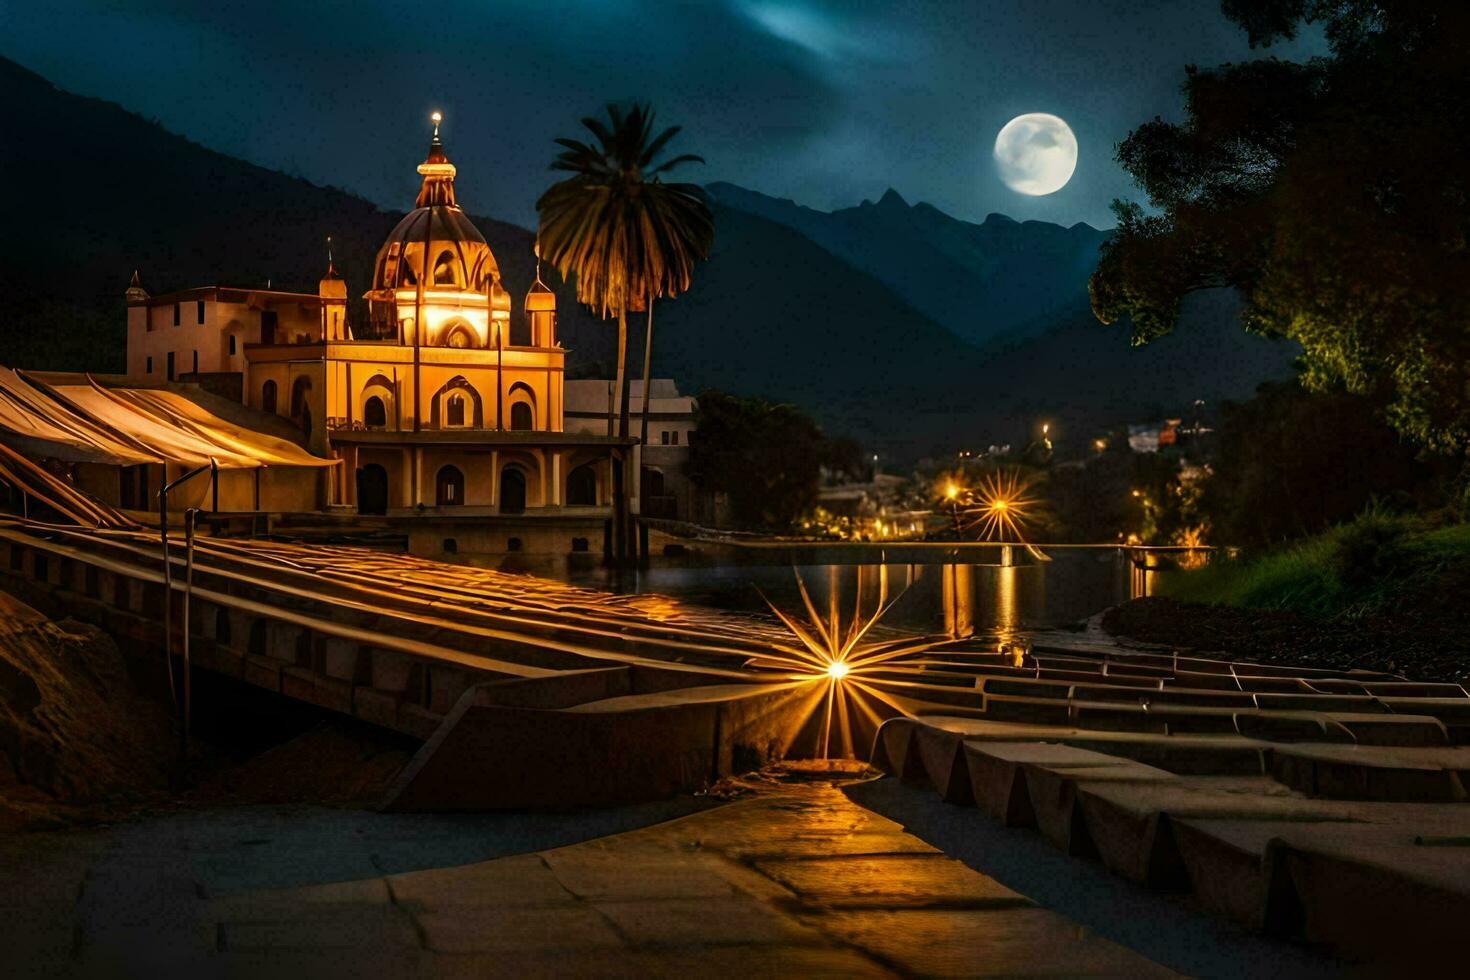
[1104,512,1470,683]
[1159,514,1470,618]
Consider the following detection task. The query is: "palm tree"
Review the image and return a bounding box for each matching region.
[537,103,713,561]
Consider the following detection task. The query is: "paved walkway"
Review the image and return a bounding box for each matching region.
[6,768,1175,978]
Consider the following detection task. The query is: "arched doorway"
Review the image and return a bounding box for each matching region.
[436,465,464,506]
[641,466,674,519]
[364,396,387,428]
[261,379,278,413]
[499,468,526,514]
[567,464,597,506]
[291,377,313,438]
[290,377,311,418]
[357,464,388,515]
[641,467,666,497]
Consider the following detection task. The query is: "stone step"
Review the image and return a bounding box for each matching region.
[961,740,1138,826]
[1072,782,1357,888]
[1270,743,1470,801]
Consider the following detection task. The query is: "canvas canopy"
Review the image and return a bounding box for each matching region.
[0,368,333,469]
[0,367,156,465]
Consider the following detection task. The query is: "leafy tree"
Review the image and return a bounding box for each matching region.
[821,435,871,485]
[1198,380,1445,548]
[537,103,713,559]
[686,390,825,529]
[1091,3,1470,454]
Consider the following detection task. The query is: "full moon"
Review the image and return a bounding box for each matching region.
[994,113,1078,196]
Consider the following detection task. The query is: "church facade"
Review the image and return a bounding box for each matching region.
[125,118,626,556]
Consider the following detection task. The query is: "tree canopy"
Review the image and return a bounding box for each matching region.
[686,390,825,529]
[537,103,712,323]
[1091,2,1470,453]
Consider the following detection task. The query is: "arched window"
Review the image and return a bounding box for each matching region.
[436,465,464,506]
[446,393,465,427]
[567,464,597,506]
[432,249,459,286]
[445,326,472,348]
[364,396,387,428]
[261,379,278,413]
[510,402,533,431]
[499,468,526,514]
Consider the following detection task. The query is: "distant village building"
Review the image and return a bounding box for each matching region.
[1127,419,1182,454]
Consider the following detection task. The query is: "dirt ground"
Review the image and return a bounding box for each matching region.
[1,588,416,829]
[1103,595,1470,684]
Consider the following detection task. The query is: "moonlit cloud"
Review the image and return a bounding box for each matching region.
[740,2,884,62]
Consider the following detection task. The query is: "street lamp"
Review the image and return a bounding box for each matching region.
[945,481,961,535]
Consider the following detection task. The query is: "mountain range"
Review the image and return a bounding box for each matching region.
[706,182,1110,351]
[0,55,1297,461]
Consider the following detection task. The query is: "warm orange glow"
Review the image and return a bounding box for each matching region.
[1175,526,1210,569]
[959,469,1038,543]
[945,482,959,501]
[752,566,936,758]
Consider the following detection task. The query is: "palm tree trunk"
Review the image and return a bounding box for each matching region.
[639,299,654,450]
[612,304,631,563]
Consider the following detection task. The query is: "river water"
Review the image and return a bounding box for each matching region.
[557,544,1159,639]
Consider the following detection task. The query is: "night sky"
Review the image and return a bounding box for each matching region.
[3,1,1320,229]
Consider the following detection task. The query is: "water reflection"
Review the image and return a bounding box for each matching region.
[993,563,1017,639]
[558,546,1160,636]
[941,563,973,639]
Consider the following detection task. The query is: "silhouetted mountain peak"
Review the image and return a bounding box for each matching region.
[876,187,908,209]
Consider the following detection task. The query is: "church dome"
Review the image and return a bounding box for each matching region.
[363,114,502,346]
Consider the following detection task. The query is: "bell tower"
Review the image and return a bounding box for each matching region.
[525,242,557,348]
[319,237,348,341]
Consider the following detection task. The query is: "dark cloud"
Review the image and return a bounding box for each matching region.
[2,0,1322,227]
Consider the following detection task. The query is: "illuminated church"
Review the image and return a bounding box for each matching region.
[123,116,625,555]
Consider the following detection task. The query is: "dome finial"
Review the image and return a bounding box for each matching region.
[416,111,457,206]
[324,235,339,278]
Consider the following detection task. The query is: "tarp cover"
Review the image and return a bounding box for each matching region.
[0,368,333,469]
